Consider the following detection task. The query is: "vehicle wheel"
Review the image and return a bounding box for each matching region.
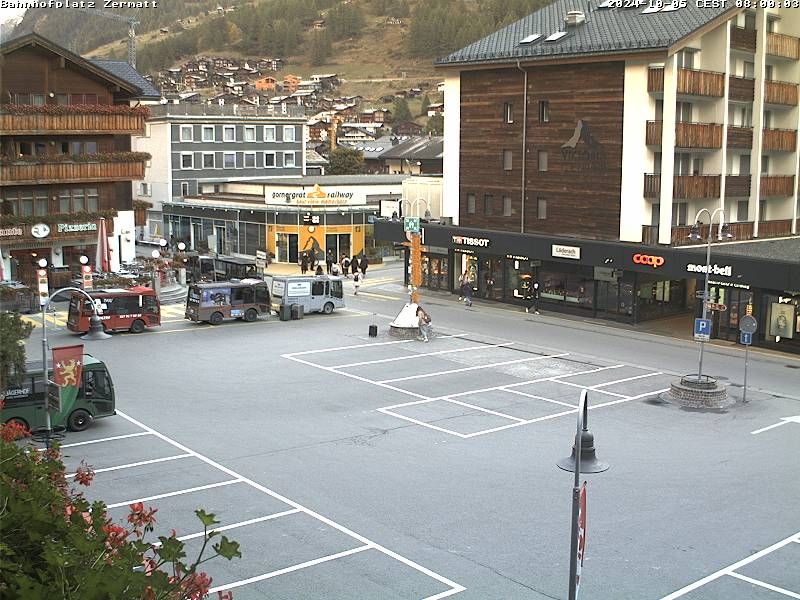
[67,409,92,432]
[244,308,258,322]
[129,319,145,334]
[209,312,224,325]
[323,302,334,315]
[5,416,29,431]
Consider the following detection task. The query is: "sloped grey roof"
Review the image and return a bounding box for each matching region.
[677,237,800,264]
[90,59,161,99]
[437,0,735,66]
[339,135,403,160]
[380,136,444,161]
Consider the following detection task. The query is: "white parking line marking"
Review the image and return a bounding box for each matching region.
[117,411,465,597]
[58,431,153,448]
[106,479,242,509]
[443,398,527,423]
[592,371,663,388]
[377,408,469,438]
[557,379,628,398]
[66,453,191,478]
[659,531,800,599]
[284,334,467,357]
[330,342,514,369]
[208,545,373,594]
[378,353,570,384]
[727,572,800,599]
[502,388,577,408]
[154,509,302,546]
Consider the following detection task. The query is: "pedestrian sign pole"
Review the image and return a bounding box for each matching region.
[739,315,757,403]
[403,217,422,304]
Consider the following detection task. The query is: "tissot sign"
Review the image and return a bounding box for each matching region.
[452,235,491,247]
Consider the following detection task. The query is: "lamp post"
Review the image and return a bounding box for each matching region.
[38,286,109,448]
[688,208,732,383]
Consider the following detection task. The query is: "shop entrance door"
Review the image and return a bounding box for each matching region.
[422,255,448,291]
[325,234,351,261]
[479,257,504,300]
[711,287,753,341]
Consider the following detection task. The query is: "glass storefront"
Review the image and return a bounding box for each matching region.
[636,274,687,320]
[422,254,448,291]
[761,291,800,352]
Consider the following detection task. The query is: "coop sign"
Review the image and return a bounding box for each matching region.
[57,222,98,234]
[452,235,491,247]
[686,263,733,277]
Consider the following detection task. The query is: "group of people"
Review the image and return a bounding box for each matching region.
[299,251,370,293]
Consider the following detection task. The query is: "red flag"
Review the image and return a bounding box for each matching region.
[576,481,587,594]
[52,345,84,388]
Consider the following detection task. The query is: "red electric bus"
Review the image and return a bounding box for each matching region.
[67,287,161,334]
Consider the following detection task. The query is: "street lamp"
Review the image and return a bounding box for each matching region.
[177,241,186,252]
[79,255,89,265]
[688,208,732,384]
[38,286,109,447]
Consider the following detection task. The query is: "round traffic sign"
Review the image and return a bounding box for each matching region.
[739,315,757,334]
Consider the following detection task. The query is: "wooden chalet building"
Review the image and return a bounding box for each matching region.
[377,2,800,354]
[0,33,159,287]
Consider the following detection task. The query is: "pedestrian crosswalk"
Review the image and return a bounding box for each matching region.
[21,304,188,329]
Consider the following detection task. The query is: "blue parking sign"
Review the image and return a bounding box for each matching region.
[740,331,752,346]
[694,318,711,341]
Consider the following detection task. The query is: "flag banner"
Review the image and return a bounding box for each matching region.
[576,481,587,598]
[51,345,84,426]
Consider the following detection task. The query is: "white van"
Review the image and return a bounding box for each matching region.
[270,275,345,314]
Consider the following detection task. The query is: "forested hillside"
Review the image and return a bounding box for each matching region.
[13,0,550,75]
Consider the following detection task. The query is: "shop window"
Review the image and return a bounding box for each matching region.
[244,152,256,168]
[202,125,215,142]
[503,102,514,124]
[539,100,550,123]
[484,194,493,216]
[223,153,236,168]
[180,125,193,142]
[86,189,98,212]
[537,197,547,219]
[223,126,236,142]
[538,151,548,172]
[467,193,476,214]
[265,152,276,167]
[264,126,276,142]
[503,196,512,217]
[502,150,513,171]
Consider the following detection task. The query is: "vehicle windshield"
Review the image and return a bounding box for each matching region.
[187,286,201,306]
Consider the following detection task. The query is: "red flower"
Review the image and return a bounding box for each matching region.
[128,503,158,537]
[0,420,30,442]
[181,572,213,600]
[73,462,95,486]
[102,523,129,549]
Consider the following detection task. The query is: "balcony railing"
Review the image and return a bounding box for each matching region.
[731,27,756,53]
[647,67,664,93]
[0,156,147,186]
[644,219,796,246]
[728,76,755,102]
[643,174,721,199]
[727,126,753,148]
[764,80,799,106]
[645,120,662,145]
[766,32,800,60]
[646,121,723,148]
[762,128,797,152]
[760,175,795,197]
[677,68,725,97]
[0,110,146,135]
[725,174,751,197]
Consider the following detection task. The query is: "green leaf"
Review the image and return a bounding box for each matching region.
[213,536,242,561]
[155,536,186,563]
[195,508,219,528]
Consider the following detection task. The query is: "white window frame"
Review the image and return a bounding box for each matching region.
[243,151,256,168]
[202,152,215,169]
[223,125,236,142]
[180,152,194,170]
[139,182,151,196]
[265,151,276,167]
[201,125,215,142]
[223,152,236,169]
[179,125,193,142]
[181,182,190,196]
[282,125,296,142]
[283,151,296,168]
[264,126,276,142]
[244,126,256,142]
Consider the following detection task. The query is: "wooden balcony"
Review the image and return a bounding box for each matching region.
[645,121,722,148]
[764,80,799,106]
[731,27,756,53]
[0,157,146,186]
[766,32,800,60]
[762,128,797,152]
[0,109,146,135]
[677,68,724,97]
[643,174,721,199]
[728,76,755,102]
[647,67,664,93]
[726,126,753,149]
[758,218,795,238]
[643,219,795,246]
[760,175,795,197]
[725,175,751,197]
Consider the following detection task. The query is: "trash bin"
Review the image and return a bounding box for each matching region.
[291,303,304,320]
[369,324,378,337]
[279,304,292,321]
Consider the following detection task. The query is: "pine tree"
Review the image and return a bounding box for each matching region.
[392,97,412,123]
[419,94,431,117]
[0,312,34,391]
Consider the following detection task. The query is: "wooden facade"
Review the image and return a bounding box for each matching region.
[762,128,797,152]
[766,32,800,61]
[731,27,756,54]
[725,175,751,198]
[729,76,755,102]
[727,126,753,149]
[643,174,721,199]
[0,110,146,135]
[764,80,799,106]
[646,67,724,97]
[760,175,795,197]
[459,62,624,240]
[0,159,146,187]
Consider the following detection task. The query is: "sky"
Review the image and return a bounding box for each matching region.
[0,7,27,24]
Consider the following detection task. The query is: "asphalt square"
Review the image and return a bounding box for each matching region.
[735,542,800,594]
[60,435,182,472]
[599,372,675,398]
[385,399,518,436]
[454,389,576,421]
[671,573,794,600]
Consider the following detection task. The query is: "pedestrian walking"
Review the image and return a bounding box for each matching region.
[458,270,468,301]
[353,271,362,295]
[331,261,341,276]
[359,254,368,278]
[326,249,334,274]
[350,254,359,277]
[300,253,309,275]
[525,281,540,314]
[485,272,495,298]
[462,276,473,307]
[341,254,351,278]
[416,305,431,342]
